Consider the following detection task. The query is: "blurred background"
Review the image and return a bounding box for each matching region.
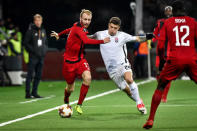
[0,0,196,85]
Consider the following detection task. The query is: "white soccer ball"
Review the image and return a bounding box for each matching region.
[58,104,73,118]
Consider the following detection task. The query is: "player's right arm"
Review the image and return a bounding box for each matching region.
[50,28,71,40]
[75,28,110,44]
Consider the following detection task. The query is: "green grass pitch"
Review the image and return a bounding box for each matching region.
[0,80,197,131]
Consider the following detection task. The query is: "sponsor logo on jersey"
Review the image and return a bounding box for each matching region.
[42,33,45,37]
[175,19,186,23]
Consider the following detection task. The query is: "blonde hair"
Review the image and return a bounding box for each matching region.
[80,9,92,18]
[33,14,43,20]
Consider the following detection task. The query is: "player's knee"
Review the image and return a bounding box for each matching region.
[67,83,75,92]
[157,79,169,91]
[125,78,133,84]
[83,75,92,85]
[68,87,74,92]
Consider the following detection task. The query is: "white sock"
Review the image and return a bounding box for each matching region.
[129,82,141,105]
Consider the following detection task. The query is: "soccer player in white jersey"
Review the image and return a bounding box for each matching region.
[91,17,153,114]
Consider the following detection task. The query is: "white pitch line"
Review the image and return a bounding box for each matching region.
[85,104,197,108]
[19,95,56,104]
[0,79,153,127]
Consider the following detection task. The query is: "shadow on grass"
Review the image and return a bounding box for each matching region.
[70,112,146,121]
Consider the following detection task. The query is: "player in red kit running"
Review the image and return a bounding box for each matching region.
[153,6,173,103]
[51,9,110,114]
[143,1,197,129]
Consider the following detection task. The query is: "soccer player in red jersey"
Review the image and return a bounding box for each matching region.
[143,1,197,129]
[51,9,110,114]
[153,6,173,103]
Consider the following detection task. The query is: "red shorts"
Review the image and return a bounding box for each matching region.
[62,59,90,84]
[160,57,197,83]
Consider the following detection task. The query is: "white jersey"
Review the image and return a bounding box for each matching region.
[94,30,137,74]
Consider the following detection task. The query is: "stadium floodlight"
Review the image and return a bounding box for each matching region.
[130,2,136,16]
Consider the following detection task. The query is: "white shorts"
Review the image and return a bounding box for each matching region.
[109,63,132,90]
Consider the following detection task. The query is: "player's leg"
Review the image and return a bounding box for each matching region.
[186,59,197,84]
[124,71,147,114]
[75,70,91,114]
[161,82,171,103]
[158,59,171,103]
[143,79,169,129]
[78,70,91,105]
[75,59,91,114]
[143,60,182,129]
[64,82,75,104]
[62,62,76,104]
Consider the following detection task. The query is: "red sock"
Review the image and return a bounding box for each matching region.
[162,82,171,99]
[64,88,71,104]
[148,89,163,121]
[78,84,89,105]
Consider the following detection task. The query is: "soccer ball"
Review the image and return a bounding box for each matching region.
[58,104,73,118]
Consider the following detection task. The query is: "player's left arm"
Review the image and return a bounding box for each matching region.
[124,33,154,43]
[87,32,98,39]
[157,21,167,60]
[76,28,109,44]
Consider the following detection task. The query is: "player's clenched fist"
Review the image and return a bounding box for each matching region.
[103,37,110,43]
[50,31,59,40]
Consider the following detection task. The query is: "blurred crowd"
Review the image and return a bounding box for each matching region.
[0,18,24,86]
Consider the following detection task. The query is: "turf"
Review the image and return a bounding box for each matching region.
[0,80,197,131]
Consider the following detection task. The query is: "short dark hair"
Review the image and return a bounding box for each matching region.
[109,17,121,26]
[172,0,186,16]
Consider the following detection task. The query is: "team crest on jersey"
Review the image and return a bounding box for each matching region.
[83,28,88,32]
[115,37,118,43]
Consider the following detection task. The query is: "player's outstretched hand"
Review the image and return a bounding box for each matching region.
[50,31,59,40]
[146,33,154,40]
[103,37,110,43]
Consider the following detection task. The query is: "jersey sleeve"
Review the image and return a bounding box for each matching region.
[123,32,137,43]
[90,32,100,40]
[195,20,197,40]
[157,21,167,60]
[58,28,71,37]
[75,27,104,45]
[152,20,160,42]
[158,21,167,41]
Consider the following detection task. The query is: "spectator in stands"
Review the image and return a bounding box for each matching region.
[6,23,15,38]
[7,32,21,56]
[24,14,48,98]
[0,19,6,41]
[15,26,22,43]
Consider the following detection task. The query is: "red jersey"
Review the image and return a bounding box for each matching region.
[153,18,166,68]
[153,18,166,42]
[58,22,104,63]
[158,16,197,60]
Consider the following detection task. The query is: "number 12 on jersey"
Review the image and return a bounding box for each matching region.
[173,25,190,46]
